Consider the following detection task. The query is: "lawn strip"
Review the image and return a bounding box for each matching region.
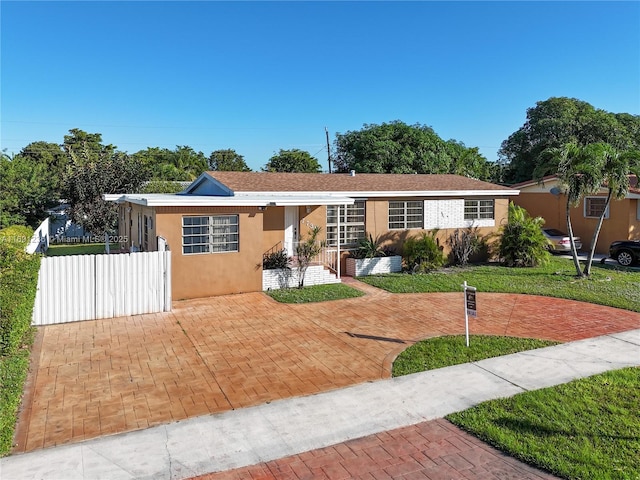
[392,335,559,377]
[447,367,640,480]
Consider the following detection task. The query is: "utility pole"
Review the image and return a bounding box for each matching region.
[325,127,332,173]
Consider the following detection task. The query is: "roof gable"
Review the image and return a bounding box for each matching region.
[183,172,234,196]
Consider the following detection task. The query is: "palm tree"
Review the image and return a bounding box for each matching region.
[583,146,640,275]
[535,143,605,277]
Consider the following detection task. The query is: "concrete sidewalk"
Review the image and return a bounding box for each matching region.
[2,329,638,480]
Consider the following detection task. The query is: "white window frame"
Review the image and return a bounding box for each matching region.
[326,201,365,247]
[584,197,609,219]
[464,199,494,221]
[182,215,239,254]
[388,201,423,230]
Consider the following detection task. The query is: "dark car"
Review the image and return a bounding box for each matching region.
[609,240,640,266]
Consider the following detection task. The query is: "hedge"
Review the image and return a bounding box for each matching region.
[0,225,41,455]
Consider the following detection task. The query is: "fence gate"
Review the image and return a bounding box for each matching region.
[32,250,171,326]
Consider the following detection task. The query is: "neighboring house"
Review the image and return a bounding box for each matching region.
[106,171,518,300]
[47,203,91,241]
[512,175,640,254]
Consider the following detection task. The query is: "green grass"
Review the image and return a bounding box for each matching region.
[447,367,640,480]
[359,257,640,312]
[392,335,559,377]
[267,283,365,303]
[46,243,120,256]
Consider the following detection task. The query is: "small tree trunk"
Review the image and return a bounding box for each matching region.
[566,199,583,277]
[583,189,612,276]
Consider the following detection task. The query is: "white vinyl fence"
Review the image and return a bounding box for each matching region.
[32,251,171,326]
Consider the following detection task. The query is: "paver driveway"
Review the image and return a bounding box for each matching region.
[13,281,640,453]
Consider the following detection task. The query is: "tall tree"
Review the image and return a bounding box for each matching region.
[333,121,491,179]
[535,143,605,277]
[500,97,640,183]
[263,149,321,173]
[209,149,251,171]
[582,145,640,276]
[63,128,115,165]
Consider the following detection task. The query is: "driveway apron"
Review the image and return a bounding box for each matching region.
[13,286,640,453]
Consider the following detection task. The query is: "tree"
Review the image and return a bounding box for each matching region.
[19,141,68,197]
[582,145,640,275]
[263,149,322,173]
[499,97,640,184]
[132,146,208,181]
[209,149,251,171]
[535,143,605,276]
[333,121,492,179]
[63,128,115,165]
[0,153,56,228]
[294,225,323,288]
[63,151,150,235]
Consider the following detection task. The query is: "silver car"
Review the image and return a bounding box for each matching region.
[542,228,582,252]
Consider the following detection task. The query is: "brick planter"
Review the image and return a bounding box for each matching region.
[345,255,402,277]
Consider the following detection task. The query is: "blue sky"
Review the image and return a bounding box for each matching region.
[1,1,638,171]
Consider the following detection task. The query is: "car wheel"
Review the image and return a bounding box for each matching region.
[616,250,634,266]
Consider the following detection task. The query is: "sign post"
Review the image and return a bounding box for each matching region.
[462,281,477,347]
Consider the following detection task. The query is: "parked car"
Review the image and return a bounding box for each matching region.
[541,228,582,253]
[608,240,640,266]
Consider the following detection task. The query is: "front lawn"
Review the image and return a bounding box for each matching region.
[267,284,364,303]
[392,335,559,377]
[359,257,640,312]
[447,367,640,480]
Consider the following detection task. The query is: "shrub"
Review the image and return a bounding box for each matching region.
[295,225,323,288]
[403,231,445,273]
[0,225,41,456]
[498,203,550,267]
[447,226,485,266]
[0,226,40,356]
[349,233,393,259]
[262,249,291,270]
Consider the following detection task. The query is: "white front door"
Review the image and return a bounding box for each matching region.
[284,206,299,257]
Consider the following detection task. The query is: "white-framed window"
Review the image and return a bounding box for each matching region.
[584,197,609,219]
[326,201,365,247]
[389,201,423,229]
[464,199,494,220]
[182,215,239,254]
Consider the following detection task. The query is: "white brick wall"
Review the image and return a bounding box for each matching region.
[424,199,495,229]
[346,256,403,277]
[263,265,340,290]
[423,199,465,229]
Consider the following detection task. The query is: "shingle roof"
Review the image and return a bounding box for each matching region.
[205,171,515,194]
[513,175,639,195]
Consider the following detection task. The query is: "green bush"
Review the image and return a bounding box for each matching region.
[262,249,290,270]
[0,226,40,356]
[349,233,392,259]
[0,225,41,456]
[403,231,445,273]
[499,203,550,267]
